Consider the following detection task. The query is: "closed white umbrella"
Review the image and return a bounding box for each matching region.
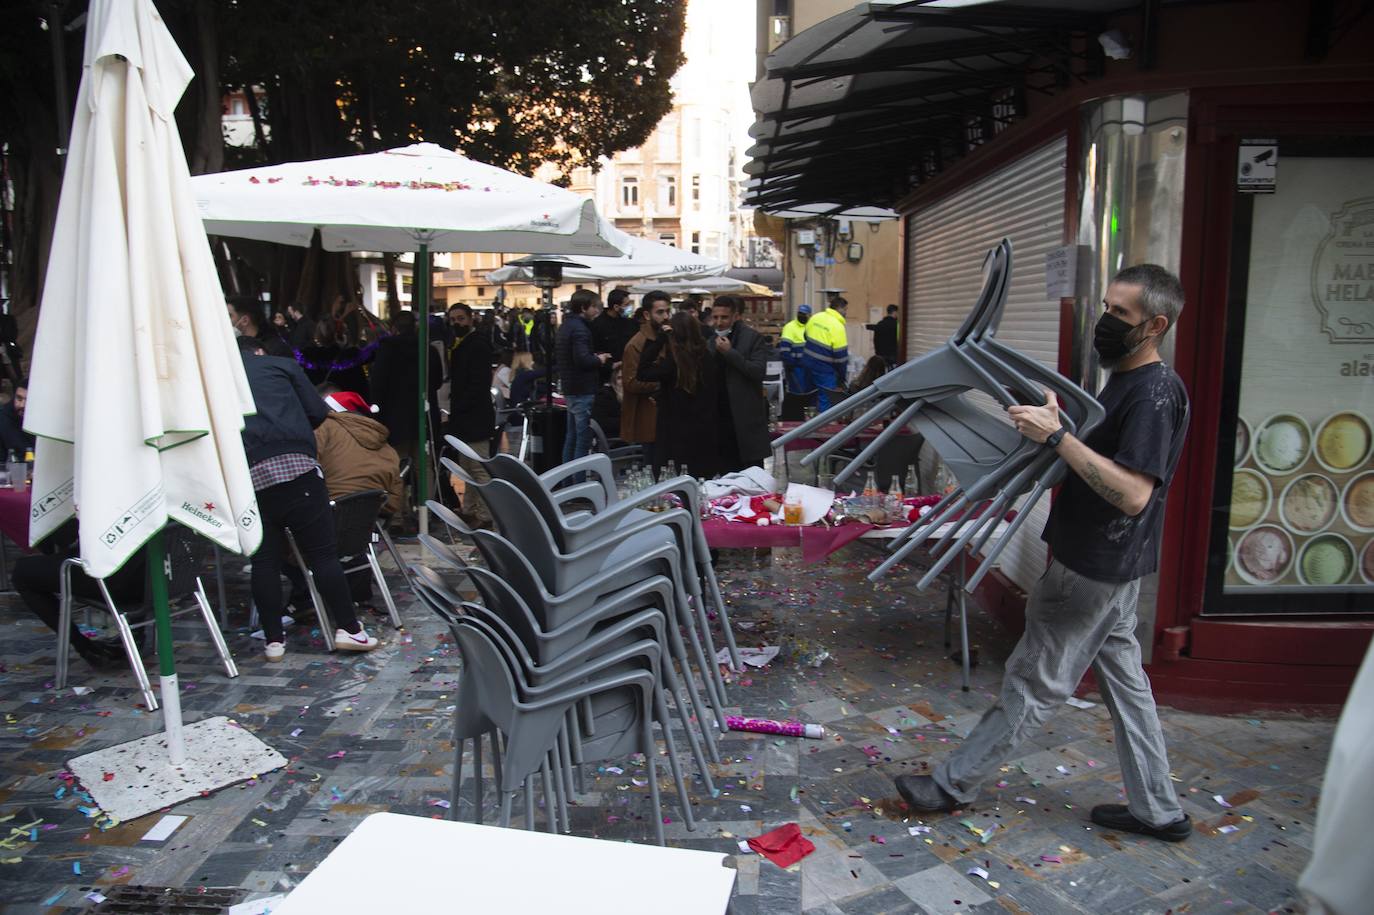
[486,230,727,285]
[25,0,267,781]
[628,276,778,297]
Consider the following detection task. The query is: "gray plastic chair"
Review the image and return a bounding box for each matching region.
[447,436,742,672]
[426,517,719,773]
[55,524,237,711]
[426,495,729,750]
[449,615,669,844]
[447,467,734,721]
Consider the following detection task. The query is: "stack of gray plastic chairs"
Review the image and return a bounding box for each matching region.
[411,440,742,844]
[774,240,1104,594]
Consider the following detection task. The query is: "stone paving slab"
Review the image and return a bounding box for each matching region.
[0,539,1333,914]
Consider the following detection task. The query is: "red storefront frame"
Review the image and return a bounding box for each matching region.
[1145,82,1374,710]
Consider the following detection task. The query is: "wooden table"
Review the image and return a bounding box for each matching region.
[272,812,737,915]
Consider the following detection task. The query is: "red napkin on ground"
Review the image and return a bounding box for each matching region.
[747,823,816,868]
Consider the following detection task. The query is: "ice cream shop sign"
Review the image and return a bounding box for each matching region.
[1312,196,1374,344]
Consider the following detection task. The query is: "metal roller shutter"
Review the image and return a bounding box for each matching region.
[905,137,1067,591]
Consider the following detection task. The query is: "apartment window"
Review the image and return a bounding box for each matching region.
[690,175,701,208]
[477,287,486,298]
[657,175,677,211]
[690,231,701,255]
[230,97,247,116]
[621,175,639,208]
[658,233,677,246]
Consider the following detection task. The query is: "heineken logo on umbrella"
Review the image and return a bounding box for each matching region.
[181,500,226,529]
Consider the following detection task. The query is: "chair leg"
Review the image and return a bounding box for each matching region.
[472,731,484,826]
[449,735,463,821]
[655,684,696,832]
[701,553,741,673]
[499,790,514,829]
[366,546,403,630]
[212,546,230,629]
[645,721,665,847]
[526,773,538,832]
[545,749,564,834]
[376,524,414,596]
[194,580,239,680]
[661,655,714,795]
[660,604,721,766]
[288,532,334,651]
[554,731,572,832]
[492,729,504,795]
[112,610,158,712]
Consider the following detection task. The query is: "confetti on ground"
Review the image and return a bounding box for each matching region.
[967,866,990,880]
[1213,794,1233,808]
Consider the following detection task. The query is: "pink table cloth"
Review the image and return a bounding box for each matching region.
[0,488,31,551]
[702,517,880,564]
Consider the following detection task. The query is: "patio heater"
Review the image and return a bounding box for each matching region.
[507,255,586,471]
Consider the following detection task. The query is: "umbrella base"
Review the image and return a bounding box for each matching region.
[67,715,286,822]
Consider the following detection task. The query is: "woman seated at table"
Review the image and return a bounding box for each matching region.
[13,520,146,669]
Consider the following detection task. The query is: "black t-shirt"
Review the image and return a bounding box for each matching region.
[1042,361,1190,584]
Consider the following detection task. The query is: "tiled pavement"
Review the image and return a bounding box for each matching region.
[0,540,1332,913]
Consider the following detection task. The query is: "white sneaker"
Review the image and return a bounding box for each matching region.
[334,627,379,652]
[265,642,286,662]
[250,615,295,640]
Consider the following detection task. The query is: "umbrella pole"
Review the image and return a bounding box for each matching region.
[416,244,432,537]
[147,529,185,767]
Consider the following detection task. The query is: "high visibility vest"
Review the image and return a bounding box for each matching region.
[780,319,807,363]
[803,307,848,366]
[520,317,534,338]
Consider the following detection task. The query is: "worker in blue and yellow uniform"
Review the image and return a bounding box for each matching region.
[778,304,813,397]
[802,295,849,410]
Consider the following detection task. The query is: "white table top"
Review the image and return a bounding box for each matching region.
[273,812,737,915]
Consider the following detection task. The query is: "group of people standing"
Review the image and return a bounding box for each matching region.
[555,289,772,481]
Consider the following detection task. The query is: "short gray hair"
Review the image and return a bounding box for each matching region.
[1112,264,1184,333]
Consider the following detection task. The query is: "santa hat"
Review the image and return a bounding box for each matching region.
[325,391,378,414]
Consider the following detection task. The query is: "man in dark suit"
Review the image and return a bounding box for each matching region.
[867,303,900,366]
[710,295,773,473]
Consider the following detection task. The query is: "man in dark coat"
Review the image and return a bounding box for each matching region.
[369,310,444,464]
[710,295,773,472]
[590,288,638,364]
[0,380,34,457]
[555,290,609,466]
[445,302,496,527]
[866,304,900,366]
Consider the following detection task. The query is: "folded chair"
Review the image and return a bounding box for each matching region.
[55,524,238,711]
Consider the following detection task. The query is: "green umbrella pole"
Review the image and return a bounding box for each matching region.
[147,528,185,765]
[416,244,431,536]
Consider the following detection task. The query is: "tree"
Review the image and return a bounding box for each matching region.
[0,0,686,326]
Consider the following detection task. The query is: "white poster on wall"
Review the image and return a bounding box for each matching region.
[1226,158,1374,595]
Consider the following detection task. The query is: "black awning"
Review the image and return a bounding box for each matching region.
[746,0,1126,212]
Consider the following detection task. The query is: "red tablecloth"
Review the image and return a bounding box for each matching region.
[773,420,911,454]
[0,488,31,551]
[702,517,880,564]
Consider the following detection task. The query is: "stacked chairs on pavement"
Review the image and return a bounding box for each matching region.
[411,441,742,845]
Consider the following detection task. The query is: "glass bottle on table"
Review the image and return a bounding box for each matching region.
[862,471,879,510]
[904,463,919,496]
[887,475,904,520]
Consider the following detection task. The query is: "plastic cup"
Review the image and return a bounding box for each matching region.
[783,499,803,525]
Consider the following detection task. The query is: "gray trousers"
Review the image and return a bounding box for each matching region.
[934,559,1184,828]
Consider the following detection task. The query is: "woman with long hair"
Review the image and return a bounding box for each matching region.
[636,310,720,477]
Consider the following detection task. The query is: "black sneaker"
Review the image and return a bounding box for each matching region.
[894,774,960,813]
[1090,805,1192,842]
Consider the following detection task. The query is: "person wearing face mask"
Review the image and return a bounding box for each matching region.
[445,302,496,528]
[590,288,638,368]
[895,264,1194,847]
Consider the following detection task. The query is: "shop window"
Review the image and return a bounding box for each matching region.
[1206,139,1374,615]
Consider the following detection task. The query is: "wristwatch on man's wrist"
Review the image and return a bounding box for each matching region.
[1044,426,1066,448]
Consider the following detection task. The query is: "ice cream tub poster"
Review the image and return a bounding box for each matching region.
[1226,157,1374,594]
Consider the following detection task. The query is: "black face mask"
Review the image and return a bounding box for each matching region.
[1093,312,1146,364]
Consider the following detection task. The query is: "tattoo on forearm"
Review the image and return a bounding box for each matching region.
[1083,461,1125,507]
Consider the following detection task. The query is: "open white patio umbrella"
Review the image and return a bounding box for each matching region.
[24,0,277,799]
[486,230,727,285]
[192,144,629,526]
